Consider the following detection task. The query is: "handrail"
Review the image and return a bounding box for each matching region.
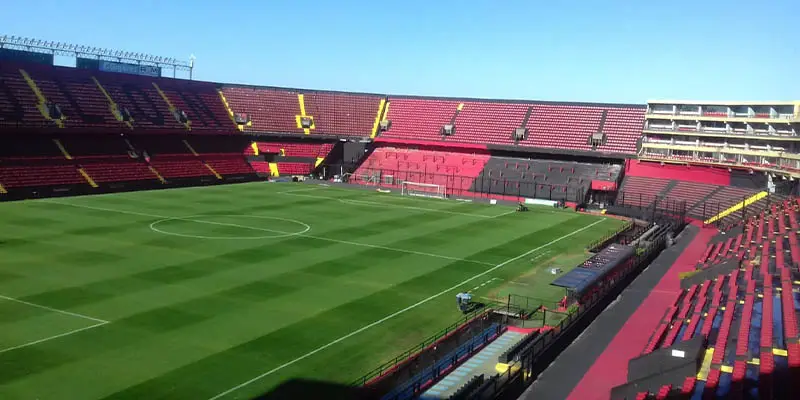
[351,304,499,386]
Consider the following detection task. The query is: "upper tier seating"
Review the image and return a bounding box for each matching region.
[378,98,462,142]
[1,62,233,133]
[380,98,645,155]
[221,87,302,134]
[23,64,118,130]
[221,87,382,137]
[151,79,233,132]
[302,92,382,136]
[452,102,528,145]
[0,63,47,128]
[353,147,490,195]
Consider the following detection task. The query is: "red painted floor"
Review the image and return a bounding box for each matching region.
[566,227,718,400]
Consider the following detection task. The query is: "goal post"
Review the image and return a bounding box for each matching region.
[401,181,447,199]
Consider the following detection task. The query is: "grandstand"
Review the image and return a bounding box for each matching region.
[0,35,799,400]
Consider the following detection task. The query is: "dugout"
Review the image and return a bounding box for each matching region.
[551,243,635,305]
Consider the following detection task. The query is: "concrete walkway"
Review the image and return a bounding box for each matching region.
[420,327,533,399]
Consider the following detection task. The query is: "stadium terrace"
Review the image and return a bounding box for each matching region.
[0,37,799,400]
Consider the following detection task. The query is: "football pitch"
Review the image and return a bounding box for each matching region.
[0,182,622,399]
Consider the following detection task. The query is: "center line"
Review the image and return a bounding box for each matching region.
[42,200,495,267]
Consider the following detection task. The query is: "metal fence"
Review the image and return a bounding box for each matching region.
[613,191,783,229]
[468,235,667,400]
[350,167,588,204]
[351,306,495,387]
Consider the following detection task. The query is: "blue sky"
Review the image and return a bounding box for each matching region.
[1,0,797,104]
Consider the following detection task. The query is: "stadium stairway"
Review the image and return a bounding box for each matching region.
[296,93,312,134]
[19,69,64,128]
[153,83,191,130]
[419,327,533,399]
[146,166,167,183]
[371,98,388,138]
[616,172,777,227]
[704,190,769,225]
[217,89,247,131]
[220,86,302,134]
[92,76,134,130]
[77,167,99,188]
[53,139,73,160]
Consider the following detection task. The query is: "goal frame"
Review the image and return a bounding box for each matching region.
[400,181,447,199]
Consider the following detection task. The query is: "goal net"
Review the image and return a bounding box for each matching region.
[401,181,446,199]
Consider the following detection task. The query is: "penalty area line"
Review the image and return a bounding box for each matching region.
[0,294,110,355]
[0,321,108,355]
[206,218,607,400]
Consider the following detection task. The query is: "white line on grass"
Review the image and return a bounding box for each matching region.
[489,210,518,219]
[0,294,109,355]
[280,191,510,219]
[0,294,109,324]
[0,321,108,355]
[206,218,607,400]
[42,200,494,266]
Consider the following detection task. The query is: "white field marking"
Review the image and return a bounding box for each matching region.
[0,321,108,355]
[510,281,530,286]
[44,200,494,267]
[0,294,109,324]
[150,215,311,240]
[476,277,502,288]
[280,191,508,219]
[207,218,607,400]
[488,209,518,219]
[0,294,109,355]
[530,251,551,262]
[278,187,328,194]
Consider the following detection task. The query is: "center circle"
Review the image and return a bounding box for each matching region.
[149,215,311,240]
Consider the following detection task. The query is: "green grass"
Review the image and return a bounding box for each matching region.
[0,182,623,399]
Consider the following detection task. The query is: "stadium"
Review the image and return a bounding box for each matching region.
[0,27,798,400]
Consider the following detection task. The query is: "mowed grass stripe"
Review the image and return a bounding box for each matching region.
[0,183,621,399]
[99,217,611,400]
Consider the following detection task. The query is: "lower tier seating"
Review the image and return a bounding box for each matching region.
[615,199,800,399]
[353,147,489,195]
[205,155,254,175]
[277,162,313,175]
[149,155,212,179]
[617,175,778,226]
[473,157,621,202]
[0,164,85,187]
[80,158,157,182]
